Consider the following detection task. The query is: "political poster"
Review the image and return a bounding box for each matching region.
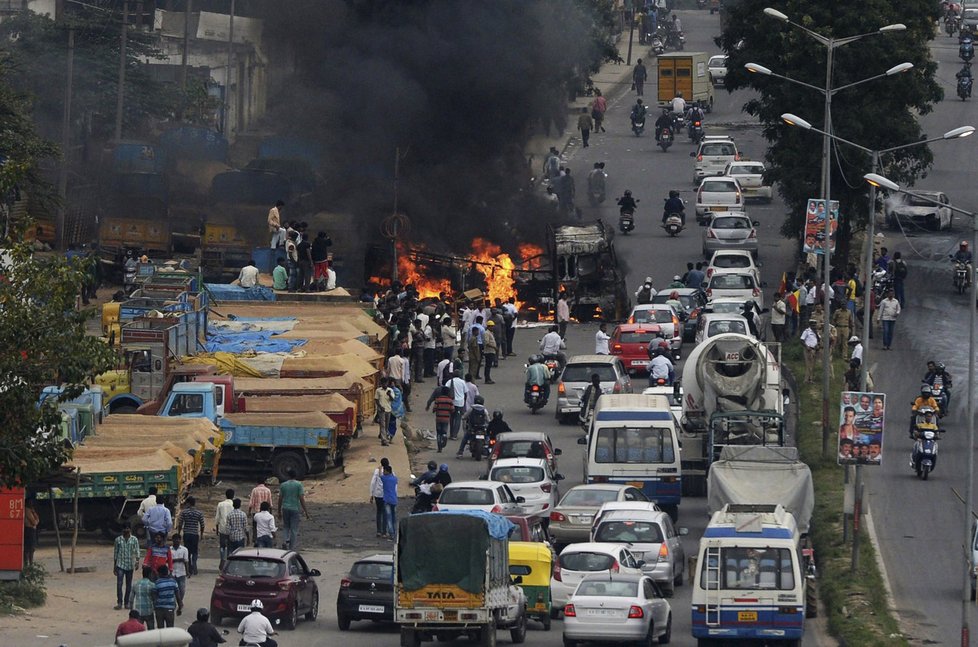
[838,391,885,466]
[802,199,839,255]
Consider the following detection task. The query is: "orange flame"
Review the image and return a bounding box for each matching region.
[518,243,545,270]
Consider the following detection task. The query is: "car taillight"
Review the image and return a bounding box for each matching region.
[659,544,670,559]
[694,120,701,127]
[612,343,622,351]
[564,604,576,617]
[540,483,552,493]
[673,315,680,327]
[707,229,716,239]
[553,562,563,582]
[697,154,703,161]
[748,228,756,239]
[735,153,741,161]
[706,288,713,297]
[551,511,566,522]
[610,559,620,573]
[628,316,635,323]
[340,578,351,589]
[735,191,742,204]
[214,576,225,587]
[628,605,644,619]
[490,505,502,513]
[531,384,540,393]
[706,268,713,278]
[278,579,292,591]
[558,382,566,394]
[613,382,622,393]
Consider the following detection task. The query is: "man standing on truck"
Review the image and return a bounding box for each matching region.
[278,468,310,550]
[268,200,285,248]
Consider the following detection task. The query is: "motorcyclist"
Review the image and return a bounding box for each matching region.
[635,278,656,305]
[238,599,278,647]
[912,384,941,418]
[665,290,684,313]
[188,607,227,647]
[654,108,674,141]
[525,355,552,403]
[618,190,638,214]
[458,395,489,458]
[911,408,939,469]
[686,102,705,137]
[411,461,440,513]
[411,461,439,488]
[662,190,686,226]
[923,361,953,410]
[667,275,685,289]
[630,99,648,128]
[486,410,512,443]
[957,64,973,92]
[953,240,974,285]
[648,347,675,386]
[670,91,687,116]
[539,325,567,370]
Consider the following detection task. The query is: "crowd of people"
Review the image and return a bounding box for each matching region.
[263,199,335,293]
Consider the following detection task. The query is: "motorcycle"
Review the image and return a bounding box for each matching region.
[524,383,548,413]
[619,207,636,234]
[952,256,972,294]
[666,29,685,50]
[631,115,646,137]
[911,429,941,480]
[587,168,607,206]
[688,118,704,144]
[542,354,561,382]
[650,35,665,56]
[657,126,674,152]
[671,112,686,133]
[470,427,486,460]
[959,74,973,100]
[961,36,975,62]
[948,15,961,37]
[662,213,684,237]
[930,380,951,415]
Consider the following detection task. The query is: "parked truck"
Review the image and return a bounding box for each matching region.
[656,52,715,112]
[680,333,783,495]
[395,511,527,647]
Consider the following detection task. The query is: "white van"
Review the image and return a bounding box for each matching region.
[578,394,682,521]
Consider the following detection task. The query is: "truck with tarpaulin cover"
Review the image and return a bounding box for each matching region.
[395,511,527,647]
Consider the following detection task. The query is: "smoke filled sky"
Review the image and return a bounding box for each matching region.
[259,0,601,248]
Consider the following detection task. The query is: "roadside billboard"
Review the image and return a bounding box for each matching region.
[838,391,885,465]
[803,199,839,255]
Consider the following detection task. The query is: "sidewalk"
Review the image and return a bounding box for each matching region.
[525,27,652,171]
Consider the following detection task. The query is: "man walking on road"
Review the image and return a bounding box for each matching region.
[153,565,182,629]
[446,372,467,440]
[175,496,204,575]
[891,250,908,306]
[131,566,156,629]
[215,488,234,568]
[556,293,570,339]
[248,480,272,547]
[226,499,248,554]
[633,58,648,96]
[278,469,310,550]
[577,107,594,148]
[113,524,140,609]
[800,319,819,384]
[875,289,902,350]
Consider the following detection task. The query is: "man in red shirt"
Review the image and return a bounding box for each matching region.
[115,609,146,638]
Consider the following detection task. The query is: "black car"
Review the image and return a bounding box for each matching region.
[651,288,708,341]
[336,553,395,630]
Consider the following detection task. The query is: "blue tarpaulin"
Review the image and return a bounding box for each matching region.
[205,284,276,302]
[204,332,306,354]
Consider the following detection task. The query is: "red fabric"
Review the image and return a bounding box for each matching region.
[115,618,146,637]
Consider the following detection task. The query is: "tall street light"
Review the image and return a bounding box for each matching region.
[864,172,976,645]
[748,7,907,457]
[781,116,974,389]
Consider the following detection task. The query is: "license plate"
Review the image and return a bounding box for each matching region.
[711,206,728,211]
[586,608,614,616]
[632,360,650,366]
[572,515,593,524]
[738,611,758,622]
[237,604,254,612]
[359,605,385,614]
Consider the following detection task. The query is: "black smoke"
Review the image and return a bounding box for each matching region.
[257,0,605,251]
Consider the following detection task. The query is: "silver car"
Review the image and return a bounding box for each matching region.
[562,574,672,646]
[705,272,765,310]
[590,509,686,597]
[550,484,651,547]
[701,213,760,259]
[556,355,632,423]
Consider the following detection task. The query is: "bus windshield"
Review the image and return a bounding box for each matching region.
[594,427,676,464]
[700,547,795,591]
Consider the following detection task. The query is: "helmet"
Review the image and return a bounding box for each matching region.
[937,362,946,371]
[645,276,652,283]
[662,107,670,114]
[427,460,437,471]
[474,395,485,405]
[624,190,632,196]
[848,335,860,343]
[439,463,449,472]
[250,599,264,610]
[492,410,503,420]
[962,240,970,248]
[677,91,684,97]
[920,385,933,395]
[669,190,679,198]
[196,608,210,622]
[672,275,681,281]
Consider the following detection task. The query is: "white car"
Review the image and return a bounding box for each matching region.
[706,249,761,285]
[705,272,764,310]
[703,297,768,341]
[433,480,524,515]
[695,176,744,219]
[487,457,563,519]
[708,55,728,87]
[883,190,953,231]
[723,160,773,202]
[694,312,752,345]
[627,304,682,351]
[691,136,739,184]
[563,574,672,646]
[590,501,662,534]
[551,543,645,612]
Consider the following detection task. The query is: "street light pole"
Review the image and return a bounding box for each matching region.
[864,173,977,645]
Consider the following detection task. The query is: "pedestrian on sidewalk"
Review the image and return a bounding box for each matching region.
[380,465,399,540]
[592,89,607,133]
[278,468,310,550]
[440,316,457,361]
[467,325,483,380]
[370,457,391,537]
[875,289,902,350]
[23,499,38,566]
[800,319,819,384]
[770,292,786,342]
[170,534,189,601]
[483,322,498,384]
[215,488,234,568]
[577,107,594,148]
[891,250,908,306]
[633,58,648,96]
[152,565,183,629]
[376,376,393,445]
[131,567,156,630]
[254,501,277,548]
[247,480,272,547]
[503,298,518,355]
[543,146,561,182]
[175,496,203,576]
[113,524,141,609]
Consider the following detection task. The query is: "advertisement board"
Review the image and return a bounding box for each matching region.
[838,392,885,465]
[803,199,839,255]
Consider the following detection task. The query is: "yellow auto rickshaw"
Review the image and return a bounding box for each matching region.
[508,540,554,630]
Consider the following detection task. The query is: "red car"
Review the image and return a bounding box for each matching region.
[210,548,321,630]
[610,324,666,374]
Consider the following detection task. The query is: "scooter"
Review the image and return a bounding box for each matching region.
[657,126,674,152]
[911,429,941,480]
[470,426,486,460]
[524,383,548,413]
[650,35,665,56]
[961,36,975,62]
[662,213,684,237]
[542,355,561,382]
[619,208,636,234]
[631,115,646,137]
[952,256,972,294]
[688,118,704,144]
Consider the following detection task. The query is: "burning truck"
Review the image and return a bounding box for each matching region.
[365,219,629,321]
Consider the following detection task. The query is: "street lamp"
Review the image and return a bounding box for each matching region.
[864,172,977,645]
[782,117,974,388]
[759,7,907,458]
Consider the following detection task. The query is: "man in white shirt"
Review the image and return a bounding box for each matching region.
[539,325,567,369]
[214,488,234,567]
[238,602,278,647]
[234,260,260,289]
[800,319,820,384]
[254,501,277,548]
[445,373,467,439]
[137,487,157,519]
[594,323,611,355]
[171,534,189,597]
[649,351,674,384]
[848,336,863,364]
[556,294,571,338]
[503,298,519,356]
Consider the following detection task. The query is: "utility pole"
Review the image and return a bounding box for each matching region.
[224,0,235,136]
[114,0,129,142]
[181,0,192,92]
[392,147,401,282]
[57,27,75,251]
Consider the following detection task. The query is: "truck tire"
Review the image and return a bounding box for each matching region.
[479,619,496,647]
[401,627,422,647]
[510,611,527,644]
[272,451,307,482]
[112,405,138,414]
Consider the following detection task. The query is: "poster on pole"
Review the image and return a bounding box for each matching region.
[838,391,885,465]
[802,199,839,255]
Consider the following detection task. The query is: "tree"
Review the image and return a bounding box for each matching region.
[718,0,942,244]
[0,66,117,489]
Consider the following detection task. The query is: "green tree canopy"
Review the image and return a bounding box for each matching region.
[719,0,943,242]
